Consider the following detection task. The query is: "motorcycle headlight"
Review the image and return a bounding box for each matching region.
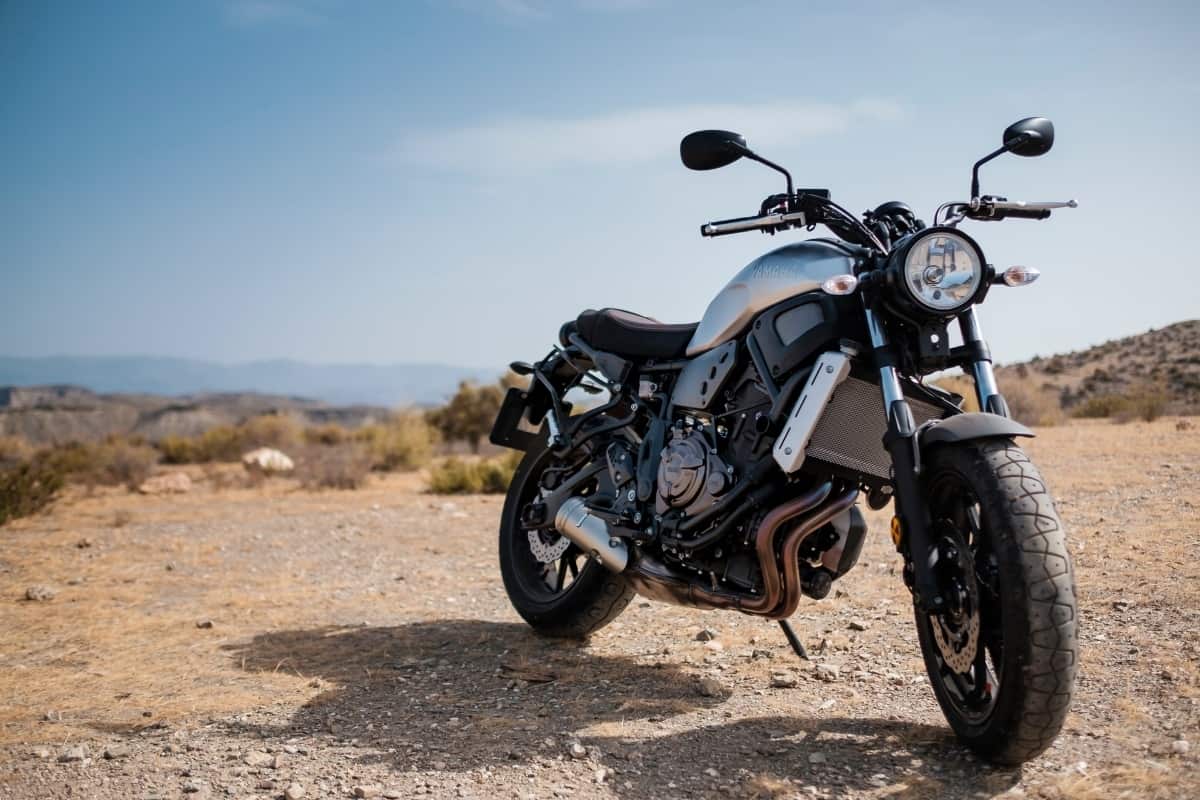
[895,228,986,315]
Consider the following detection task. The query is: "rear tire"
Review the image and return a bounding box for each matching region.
[498,442,634,639]
[915,438,1078,764]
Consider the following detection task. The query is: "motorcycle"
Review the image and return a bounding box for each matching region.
[489,117,1078,764]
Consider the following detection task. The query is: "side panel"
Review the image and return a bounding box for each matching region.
[686,241,858,355]
[670,340,738,410]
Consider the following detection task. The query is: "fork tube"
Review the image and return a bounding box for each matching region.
[958,308,1009,417]
[864,304,944,613]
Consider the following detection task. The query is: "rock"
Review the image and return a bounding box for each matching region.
[32,747,51,759]
[58,744,88,763]
[1112,599,1133,611]
[25,585,56,602]
[770,671,799,689]
[138,472,192,495]
[568,741,588,759]
[241,448,295,474]
[76,537,93,549]
[848,619,870,631]
[1171,739,1190,755]
[104,744,130,759]
[182,779,205,794]
[353,785,383,798]
[594,767,610,783]
[695,628,718,641]
[696,677,724,697]
[814,663,840,682]
[44,710,63,721]
[195,619,214,629]
[1177,419,1193,431]
[703,640,724,652]
[751,649,774,660]
[808,752,827,764]
[243,749,272,767]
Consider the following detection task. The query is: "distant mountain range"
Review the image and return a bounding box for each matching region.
[0,356,497,407]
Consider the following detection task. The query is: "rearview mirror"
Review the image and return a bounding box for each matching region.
[1002,117,1055,157]
[680,130,748,171]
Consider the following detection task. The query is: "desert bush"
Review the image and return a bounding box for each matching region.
[427,451,520,495]
[238,414,301,449]
[0,457,65,525]
[1073,385,1170,423]
[427,380,505,453]
[930,374,980,413]
[1073,394,1130,419]
[42,438,159,489]
[357,411,438,471]
[1113,387,1169,424]
[303,423,349,446]
[296,444,373,490]
[1002,377,1065,427]
[158,413,300,464]
[0,435,32,467]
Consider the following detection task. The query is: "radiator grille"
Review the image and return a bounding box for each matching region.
[805,377,944,480]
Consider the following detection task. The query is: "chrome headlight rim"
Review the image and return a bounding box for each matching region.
[889,227,988,317]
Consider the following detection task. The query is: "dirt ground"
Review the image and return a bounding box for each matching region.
[1,418,1198,800]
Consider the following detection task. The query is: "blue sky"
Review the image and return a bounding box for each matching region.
[3,0,1198,369]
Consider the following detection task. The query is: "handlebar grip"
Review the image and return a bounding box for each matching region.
[995,207,1051,220]
[701,210,807,237]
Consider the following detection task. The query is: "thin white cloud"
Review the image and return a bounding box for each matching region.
[225,0,327,28]
[395,99,904,174]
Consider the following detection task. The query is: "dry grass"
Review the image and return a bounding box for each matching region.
[427,452,520,494]
[295,443,373,490]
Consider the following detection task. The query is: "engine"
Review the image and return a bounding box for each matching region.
[655,422,733,517]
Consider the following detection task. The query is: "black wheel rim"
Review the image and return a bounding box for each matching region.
[508,451,595,603]
[923,471,1004,724]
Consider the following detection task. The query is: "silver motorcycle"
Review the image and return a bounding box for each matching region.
[490,117,1078,764]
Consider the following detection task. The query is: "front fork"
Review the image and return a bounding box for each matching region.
[864,304,1008,613]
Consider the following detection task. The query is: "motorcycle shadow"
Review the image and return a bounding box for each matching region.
[223,619,1020,798]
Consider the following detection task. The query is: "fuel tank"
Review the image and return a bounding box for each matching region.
[687,240,861,355]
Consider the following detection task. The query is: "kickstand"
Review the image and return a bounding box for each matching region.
[778,619,809,660]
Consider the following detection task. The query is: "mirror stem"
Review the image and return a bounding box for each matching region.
[969,133,1031,199]
[732,144,794,197]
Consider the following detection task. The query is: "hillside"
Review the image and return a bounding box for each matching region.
[0,356,495,408]
[996,319,1200,413]
[0,385,391,446]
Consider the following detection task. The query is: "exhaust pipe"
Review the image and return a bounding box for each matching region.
[554,496,629,572]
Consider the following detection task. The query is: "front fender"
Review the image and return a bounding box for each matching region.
[920,412,1034,450]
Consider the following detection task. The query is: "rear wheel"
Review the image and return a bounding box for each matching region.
[498,442,634,639]
[914,438,1077,764]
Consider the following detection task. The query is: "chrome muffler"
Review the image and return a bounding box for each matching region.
[554,496,629,572]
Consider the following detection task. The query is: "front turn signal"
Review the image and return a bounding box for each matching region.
[1000,265,1041,287]
[821,274,859,295]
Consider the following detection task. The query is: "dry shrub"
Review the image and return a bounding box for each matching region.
[1001,376,1065,427]
[0,435,32,468]
[930,374,980,412]
[1073,384,1171,423]
[303,423,349,446]
[159,414,300,464]
[427,452,520,495]
[43,438,159,490]
[296,444,372,490]
[0,457,65,525]
[356,411,438,472]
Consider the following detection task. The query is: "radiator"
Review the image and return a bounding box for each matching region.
[805,376,944,481]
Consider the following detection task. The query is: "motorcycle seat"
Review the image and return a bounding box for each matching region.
[560,308,698,360]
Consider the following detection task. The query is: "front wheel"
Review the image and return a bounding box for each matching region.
[914,438,1078,764]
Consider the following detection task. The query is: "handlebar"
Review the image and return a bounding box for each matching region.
[701,210,808,237]
[966,197,1077,221]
